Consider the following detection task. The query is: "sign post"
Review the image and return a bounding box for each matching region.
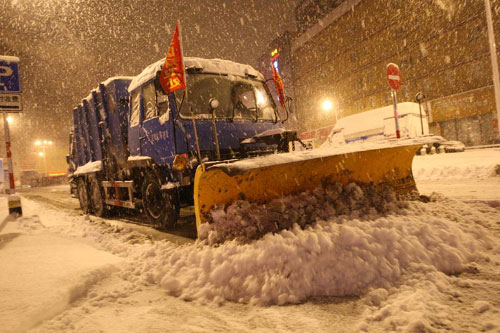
[386,63,402,139]
[0,55,22,216]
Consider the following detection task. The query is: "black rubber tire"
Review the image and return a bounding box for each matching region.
[142,173,179,228]
[77,178,91,214]
[89,176,105,217]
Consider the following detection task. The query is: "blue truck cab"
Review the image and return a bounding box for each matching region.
[70,58,299,228]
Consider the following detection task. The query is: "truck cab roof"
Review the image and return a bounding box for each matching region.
[128,57,264,93]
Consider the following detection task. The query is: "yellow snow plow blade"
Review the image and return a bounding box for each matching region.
[194,139,433,236]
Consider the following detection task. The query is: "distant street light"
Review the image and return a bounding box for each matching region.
[34,139,53,175]
[6,116,13,124]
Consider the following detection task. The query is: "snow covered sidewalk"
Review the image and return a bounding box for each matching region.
[0,197,122,332]
[413,148,500,201]
[413,148,500,181]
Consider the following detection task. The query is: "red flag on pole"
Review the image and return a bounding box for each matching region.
[159,22,186,94]
[271,63,286,107]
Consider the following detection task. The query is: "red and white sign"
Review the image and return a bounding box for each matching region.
[386,63,402,90]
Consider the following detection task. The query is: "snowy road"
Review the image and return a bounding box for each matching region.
[1,148,499,332]
[17,185,197,244]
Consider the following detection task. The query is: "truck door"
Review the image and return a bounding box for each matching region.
[139,82,176,165]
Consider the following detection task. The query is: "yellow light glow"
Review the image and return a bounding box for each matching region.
[43,140,47,144]
[256,90,265,106]
[35,140,41,146]
[322,100,333,112]
[48,172,66,177]
[48,141,53,145]
[6,116,13,124]
[38,152,45,157]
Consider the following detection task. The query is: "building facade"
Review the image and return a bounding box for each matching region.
[283,0,499,146]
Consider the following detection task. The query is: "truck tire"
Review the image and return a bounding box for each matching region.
[77,178,91,214]
[142,173,179,229]
[89,177,106,217]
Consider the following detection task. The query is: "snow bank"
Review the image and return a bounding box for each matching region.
[413,148,500,180]
[360,265,456,331]
[121,194,496,306]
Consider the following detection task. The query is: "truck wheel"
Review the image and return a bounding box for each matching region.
[77,178,91,214]
[142,173,179,229]
[89,177,105,217]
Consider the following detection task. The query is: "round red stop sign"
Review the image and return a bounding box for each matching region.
[386,63,402,90]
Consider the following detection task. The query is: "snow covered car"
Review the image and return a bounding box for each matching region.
[417,137,465,155]
[438,140,465,153]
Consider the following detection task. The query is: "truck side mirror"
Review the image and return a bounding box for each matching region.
[415,92,425,103]
[209,98,219,111]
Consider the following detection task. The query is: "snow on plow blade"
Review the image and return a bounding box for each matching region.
[193,137,440,236]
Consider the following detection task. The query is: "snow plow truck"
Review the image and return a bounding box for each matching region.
[69,57,439,237]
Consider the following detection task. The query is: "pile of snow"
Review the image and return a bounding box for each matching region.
[413,149,500,180]
[124,195,496,308]
[199,181,399,244]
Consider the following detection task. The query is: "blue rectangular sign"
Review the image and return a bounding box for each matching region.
[0,56,21,93]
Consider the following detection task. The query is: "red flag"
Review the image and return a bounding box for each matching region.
[271,63,285,107]
[159,22,186,93]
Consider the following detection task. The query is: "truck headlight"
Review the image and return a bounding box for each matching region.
[173,154,190,171]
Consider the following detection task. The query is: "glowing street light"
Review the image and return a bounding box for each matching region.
[6,116,13,124]
[321,99,333,112]
[34,139,53,175]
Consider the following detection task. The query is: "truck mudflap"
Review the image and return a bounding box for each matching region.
[193,137,441,237]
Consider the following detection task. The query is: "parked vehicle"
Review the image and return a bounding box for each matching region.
[323,102,429,146]
[436,139,466,153]
[20,169,40,187]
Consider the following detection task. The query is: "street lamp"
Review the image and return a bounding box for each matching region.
[34,139,53,175]
[321,99,333,112]
[321,98,340,122]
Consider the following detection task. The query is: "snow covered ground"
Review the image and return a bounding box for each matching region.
[0,148,499,332]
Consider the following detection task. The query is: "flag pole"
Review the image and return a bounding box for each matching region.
[191,117,204,171]
[177,20,187,102]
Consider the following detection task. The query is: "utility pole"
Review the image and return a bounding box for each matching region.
[485,0,500,137]
[0,55,22,216]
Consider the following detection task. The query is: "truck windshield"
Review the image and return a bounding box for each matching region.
[175,73,278,121]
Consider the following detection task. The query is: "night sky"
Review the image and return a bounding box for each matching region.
[0,0,297,166]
